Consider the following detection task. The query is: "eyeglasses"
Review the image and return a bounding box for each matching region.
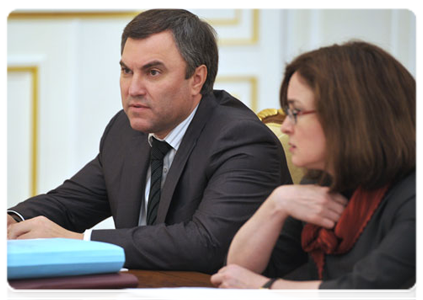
[283,107,316,125]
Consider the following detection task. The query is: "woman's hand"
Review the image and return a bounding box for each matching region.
[271,185,348,229]
[211,264,323,289]
[210,264,269,289]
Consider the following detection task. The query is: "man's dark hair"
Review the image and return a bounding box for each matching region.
[121,9,219,95]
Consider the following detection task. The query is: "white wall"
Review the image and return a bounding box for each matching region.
[7,9,416,229]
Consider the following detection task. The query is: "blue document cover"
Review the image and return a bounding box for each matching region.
[7,238,125,280]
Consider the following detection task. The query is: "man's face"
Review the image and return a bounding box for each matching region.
[120,32,201,138]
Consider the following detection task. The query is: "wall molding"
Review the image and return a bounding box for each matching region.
[8,9,260,46]
[217,10,260,46]
[216,76,258,112]
[7,66,39,196]
[8,10,142,19]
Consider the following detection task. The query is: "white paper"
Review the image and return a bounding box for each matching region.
[117,287,308,300]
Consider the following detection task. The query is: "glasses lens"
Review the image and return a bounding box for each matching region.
[283,107,297,124]
[288,108,296,124]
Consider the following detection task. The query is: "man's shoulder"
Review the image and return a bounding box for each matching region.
[105,110,141,134]
[108,109,130,127]
[204,90,263,125]
[210,90,255,113]
[100,110,146,145]
[197,90,281,148]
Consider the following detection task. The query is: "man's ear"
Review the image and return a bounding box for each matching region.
[190,65,207,96]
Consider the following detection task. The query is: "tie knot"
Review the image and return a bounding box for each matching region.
[151,138,172,160]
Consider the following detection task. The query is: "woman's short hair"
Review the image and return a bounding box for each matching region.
[280,41,415,192]
[121,9,218,95]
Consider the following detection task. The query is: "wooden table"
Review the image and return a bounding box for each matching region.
[126,270,214,288]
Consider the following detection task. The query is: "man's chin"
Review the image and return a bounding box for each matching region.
[127,117,170,138]
[128,119,151,133]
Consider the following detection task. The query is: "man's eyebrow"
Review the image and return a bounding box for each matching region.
[141,60,166,71]
[119,60,128,68]
[119,60,166,71]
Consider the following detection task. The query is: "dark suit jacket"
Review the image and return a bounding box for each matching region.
[264,170,416,288]
[10,90,291,273]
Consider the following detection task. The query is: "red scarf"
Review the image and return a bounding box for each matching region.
[301,185,390,279]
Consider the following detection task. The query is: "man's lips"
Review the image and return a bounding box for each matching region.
[129,103,150,110]
[288,142,296,152]
[129,102,148,108]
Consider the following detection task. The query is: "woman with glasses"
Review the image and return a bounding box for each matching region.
[211,41,415,289]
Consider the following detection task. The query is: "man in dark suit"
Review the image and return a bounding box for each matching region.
[7,9,291,273]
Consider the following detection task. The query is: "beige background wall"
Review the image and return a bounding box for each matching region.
[7,9,416,229]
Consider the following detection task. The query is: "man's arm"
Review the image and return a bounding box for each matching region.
[6,111,124,233]
[7,154,112,233]
[7,111,290,274]
[92,120,290,273]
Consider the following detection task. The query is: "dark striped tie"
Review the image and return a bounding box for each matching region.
[147,138,172,225]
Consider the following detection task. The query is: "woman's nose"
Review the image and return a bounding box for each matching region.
[281,115,294,135]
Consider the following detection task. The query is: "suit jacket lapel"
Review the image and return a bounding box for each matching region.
[116,134,150,228]
[156,95,216,223]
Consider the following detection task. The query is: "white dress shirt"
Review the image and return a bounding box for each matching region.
[139,105,198,225]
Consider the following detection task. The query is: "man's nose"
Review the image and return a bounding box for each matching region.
[128,74,147,97]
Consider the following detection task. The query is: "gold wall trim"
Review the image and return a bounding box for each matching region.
[7,9,241,25]
[8,9,259,46]
[218,9,259,46]
[202,9,242,26]
[8,10,141,19]
[7,66,39,197]
[216,76,258,112]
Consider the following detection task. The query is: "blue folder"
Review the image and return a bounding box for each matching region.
[7,238,125,280]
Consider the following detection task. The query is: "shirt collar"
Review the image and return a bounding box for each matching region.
[148,104,199,151]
